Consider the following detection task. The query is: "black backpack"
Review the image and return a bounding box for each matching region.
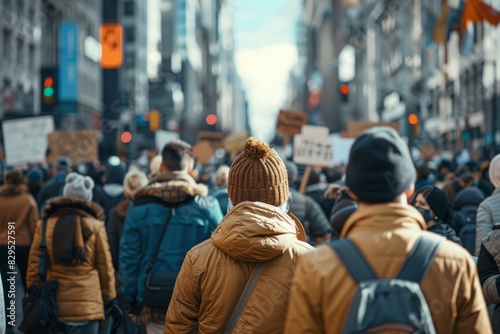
[330,235,442,334]
[452,187,485,254]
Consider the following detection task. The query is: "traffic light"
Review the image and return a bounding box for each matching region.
[206,114,218,126]
[339,83,350,103]
[408,113,420,137]
[149,110,161,132]
[120,131,132,144]
[41,67,57,113]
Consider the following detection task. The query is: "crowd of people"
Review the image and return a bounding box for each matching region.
[0,127,500,333]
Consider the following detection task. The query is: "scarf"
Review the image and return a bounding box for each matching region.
[52,213,92,266]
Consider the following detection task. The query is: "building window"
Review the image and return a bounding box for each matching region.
[125,27,135,42]
[16,0,23,16]
[3,30,11,62]
[125,53,135,68]
[124,1,134,16]
[17,38,23,66]
[29,44,34,70]
[28,6,34,21]
[4,0,11,10]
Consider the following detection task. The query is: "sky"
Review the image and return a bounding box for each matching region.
[233,0,300,141]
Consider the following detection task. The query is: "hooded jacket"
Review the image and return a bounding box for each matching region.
[478,225,500,304]
[476,189,500,255]
[165,201,315,334]
[119,172,222,317]
[285,203,491,334]
[26,197,116,322]
[0,184,38,246]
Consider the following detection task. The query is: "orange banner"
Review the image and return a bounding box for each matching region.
[100,23,123,69]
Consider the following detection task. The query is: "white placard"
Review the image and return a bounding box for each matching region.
[333,137,355,165]
[293,135,334,166]
[155,130,179,150]
[2,116,54,166]
[301,125,329,138]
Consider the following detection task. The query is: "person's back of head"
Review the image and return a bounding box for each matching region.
[105,156,126,185]
[489,154,500,189]
[284,160,299,188]
[55,156,72,175]
[161,140,193,173]
[124,169,149,199]
[212,165,230,188]
[149,155,162,180]
[345,126,416,204]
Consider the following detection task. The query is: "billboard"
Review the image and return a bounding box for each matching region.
[59,22,79,114]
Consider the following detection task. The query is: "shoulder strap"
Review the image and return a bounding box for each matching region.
[224,262,266,334]
[397,235,443,282]
[329,239,377,283]
[145,208,174,274]
[39,220,49,281]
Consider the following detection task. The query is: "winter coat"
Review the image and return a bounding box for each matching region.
[165,201,314,334]
[428,222,463,245]
[305,183,336,218]
[478,226,500,305]
[26,197,116,322]
[476,189,500,255]
[37,173,66,211]
[0,184,38,246]
[119,172,222,322]
[107,199,130,270]
[212,188,229,216]
[289,188,332,244]
[285,203,491,334]
[102,183,125,223]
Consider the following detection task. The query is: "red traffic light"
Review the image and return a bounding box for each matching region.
[206,114,218,126]
[408,113,419,125]
[339,84,350,95]
[44,77,54,87]
[121,131,132,144]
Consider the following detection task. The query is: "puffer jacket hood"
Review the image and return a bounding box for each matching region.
[42,196,104,221]
[134,171,208,204]
[211,201,306,262]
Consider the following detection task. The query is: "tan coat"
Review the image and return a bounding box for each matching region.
[285,203,491,334]
[165,201,315,334]
[26,197,116,322]
[0,184,38,246]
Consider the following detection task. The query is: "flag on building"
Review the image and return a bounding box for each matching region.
[461,0,500,32]
[434,2,451,44]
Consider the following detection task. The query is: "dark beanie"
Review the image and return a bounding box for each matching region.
[345,127,416,203]
[425,187,451,221]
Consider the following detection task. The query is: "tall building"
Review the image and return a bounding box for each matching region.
[0,0,42,117]
[39,0,103,129]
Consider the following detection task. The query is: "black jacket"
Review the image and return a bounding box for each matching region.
[428,222,463,245]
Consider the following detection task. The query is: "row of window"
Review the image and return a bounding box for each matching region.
[2,29,35,69]
[3,0,37,22]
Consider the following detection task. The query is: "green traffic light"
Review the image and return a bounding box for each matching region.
[44,87,54,97]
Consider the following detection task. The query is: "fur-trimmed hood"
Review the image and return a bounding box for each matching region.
[0,183,29,197]
[42,196,105,221]
[134,171,208,205]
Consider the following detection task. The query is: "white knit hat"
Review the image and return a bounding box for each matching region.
[63,173,94,201]
[489,154,500,188]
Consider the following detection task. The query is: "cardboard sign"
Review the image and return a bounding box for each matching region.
[192,140,214,166]
[276,109,308,135]
[224,131,249,152]
[197,132,225,149]
[347,121,398,138]
[2,116,55,165]
[47,130,98,165]
[293,126,334,167]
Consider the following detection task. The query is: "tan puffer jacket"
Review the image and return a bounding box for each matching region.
[165,201,315,334]
[26,197,116,322]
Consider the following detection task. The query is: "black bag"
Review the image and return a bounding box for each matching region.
[19,220,59,334]
[143,208,177,309]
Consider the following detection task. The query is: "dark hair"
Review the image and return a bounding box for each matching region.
[4,170,24,185]
[161,140,193,172]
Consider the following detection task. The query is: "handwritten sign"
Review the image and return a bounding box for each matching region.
[293,126,334,167]
[2,116,55,165]
[277,109,308,135]
[47,130,98,165]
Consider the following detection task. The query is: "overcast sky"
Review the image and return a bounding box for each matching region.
[234,0,300,141]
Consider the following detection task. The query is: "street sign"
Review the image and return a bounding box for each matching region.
[277,109,308,135]
[293,126,334,167]
[2,116,54,166]
[100,23,123,69]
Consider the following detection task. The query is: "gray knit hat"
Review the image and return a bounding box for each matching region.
[63,173,94,201]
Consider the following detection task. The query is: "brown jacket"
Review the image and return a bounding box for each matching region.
[26,197,116,322]
[0,184,38,246]
[285,203,491,334]
[165,201,315,334]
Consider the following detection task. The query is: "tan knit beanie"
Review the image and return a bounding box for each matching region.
[228,137,289,206]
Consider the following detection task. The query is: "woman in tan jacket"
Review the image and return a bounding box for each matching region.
[26,173,117,334]
[0,169,38,332]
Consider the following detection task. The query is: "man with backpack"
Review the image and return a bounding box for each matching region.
[285,127,491,333]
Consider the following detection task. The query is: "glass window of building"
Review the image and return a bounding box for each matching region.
[124,1,134,16]
[3,30,11,62]
[29,44,34,70]
[16,0,23,16]
[17,38,23,65]
[125,53,135,68]
[125,26,135,42]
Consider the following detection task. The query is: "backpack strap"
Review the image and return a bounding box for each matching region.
[329,239,377,283]
[397,235,443,282]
